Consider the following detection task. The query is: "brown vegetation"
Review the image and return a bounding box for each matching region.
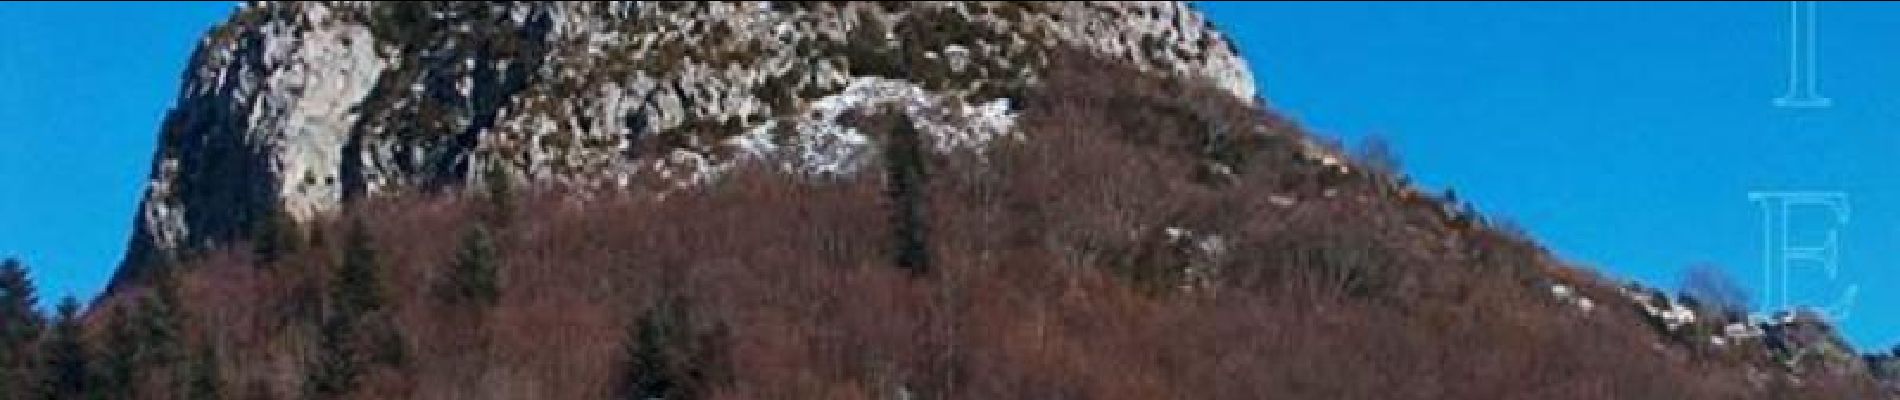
[61,50,1887,400]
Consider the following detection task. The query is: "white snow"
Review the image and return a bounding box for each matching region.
[1658,304,1698,331]
[1723,322,1764,339]
[1267,194,1297,208]
[1618,284,1702,330]
[726,76,1020,177]
[1164,227,1191,242]
[1547,284,1596,314]
[1550,284,1574,299]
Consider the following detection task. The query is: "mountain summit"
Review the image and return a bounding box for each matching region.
[118,1,1253,286]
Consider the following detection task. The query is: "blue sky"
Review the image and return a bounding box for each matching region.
[0,2,1895,351]
[1202,1,1900,351]
[0,1,236,306]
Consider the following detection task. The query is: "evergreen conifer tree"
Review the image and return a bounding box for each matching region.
[439,225,499,307]
[41,297,92,400]
[308,219,405,399]
[0,258,44,399]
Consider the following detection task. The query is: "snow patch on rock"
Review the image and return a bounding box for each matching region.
[1163,226,1226,294]
[730,76,1020,177]
[1548,284,1597,314]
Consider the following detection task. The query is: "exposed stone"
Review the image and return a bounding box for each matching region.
[113,1,1259,288]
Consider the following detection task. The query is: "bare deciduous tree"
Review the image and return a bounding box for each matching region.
[1352,134,1401,176]
[1680,263,1752,321]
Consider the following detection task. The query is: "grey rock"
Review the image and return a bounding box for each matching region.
[113,1,1258,288]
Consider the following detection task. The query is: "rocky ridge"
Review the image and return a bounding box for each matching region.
[117,1,1257,285]
[92,2,1900,397]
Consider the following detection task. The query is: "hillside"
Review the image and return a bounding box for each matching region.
[114,0,1252,289]
[1,1,1892,399]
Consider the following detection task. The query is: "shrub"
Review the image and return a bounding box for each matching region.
[366,1,441,52]
[754,73,800,117]
[844,12,904,79]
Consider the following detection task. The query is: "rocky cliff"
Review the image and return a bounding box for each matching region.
[87,3,1900,398]
[115,1,1256,286]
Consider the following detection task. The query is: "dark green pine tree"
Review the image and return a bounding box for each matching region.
[136,268,186,370]
[622,297,686,400]
[143,267,223,400]
[881,112,932,277]
[183,345,222,400]
[438,225,499,308]
[334,220,387,319]
[0,258,45,400]
[143,268,189,400]
[251,208,303,266]
[92,267,190,399]
[619,296,731,400]
[480,164,516,228]
[307,313,360,399]
[308,219,404,399]
[41,297,93,400]
[97,307,138,400]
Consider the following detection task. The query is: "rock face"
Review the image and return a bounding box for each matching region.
[114,1,1257,287]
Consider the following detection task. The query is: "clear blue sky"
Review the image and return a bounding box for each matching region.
[0,2,1895,351]
[0,1,236,306]
[1202,1,1900,351]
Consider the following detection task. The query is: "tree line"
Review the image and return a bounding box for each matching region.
[0,256,219,400]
